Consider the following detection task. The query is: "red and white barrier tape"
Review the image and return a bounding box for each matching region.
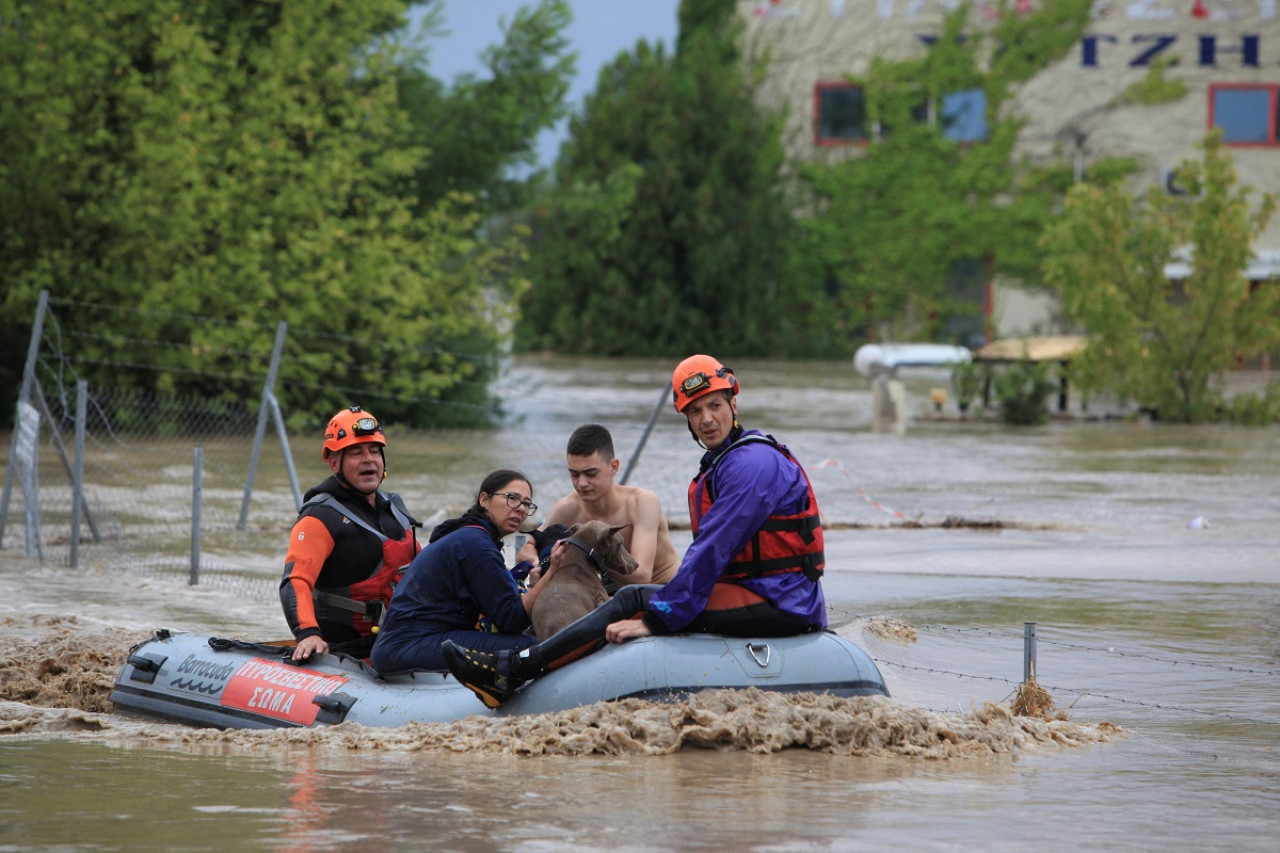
[815,458,909,520]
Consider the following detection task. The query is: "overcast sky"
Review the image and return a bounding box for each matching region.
[412,1,682,167]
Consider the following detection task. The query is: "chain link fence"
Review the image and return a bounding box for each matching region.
[4,383,287,599]
[0,291,597,604]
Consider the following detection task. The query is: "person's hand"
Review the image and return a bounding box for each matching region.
[516,539,539,566]
[521,541,567,613]
[605,617,652,644]
[537,541,566,584]
[292,635,328,662]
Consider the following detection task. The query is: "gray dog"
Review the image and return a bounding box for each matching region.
[530,520,638,639]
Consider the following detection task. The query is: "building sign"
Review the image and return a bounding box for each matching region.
[1081,33,1263,65]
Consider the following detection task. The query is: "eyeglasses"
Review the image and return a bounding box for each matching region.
[351,416,380,437]
[494,492,537,515]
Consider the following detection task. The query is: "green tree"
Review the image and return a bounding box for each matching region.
[0,0,530,428]
[517,0,818,357]
[794,1,1094,346]
[1040,134,1279,422]
[397,0,575,215]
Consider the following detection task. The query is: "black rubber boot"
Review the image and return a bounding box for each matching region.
[441,641,526,709]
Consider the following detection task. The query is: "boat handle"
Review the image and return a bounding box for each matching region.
[312,692,357,725]
[125,653,165,685]
[127,655,160,673]
[745,642,770,667]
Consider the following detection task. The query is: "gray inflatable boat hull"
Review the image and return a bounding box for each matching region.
[110,629,889,729]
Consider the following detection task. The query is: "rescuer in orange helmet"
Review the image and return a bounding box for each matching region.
[280,406,421,662]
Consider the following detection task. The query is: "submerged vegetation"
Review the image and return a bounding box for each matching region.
[1041,134,1279,424]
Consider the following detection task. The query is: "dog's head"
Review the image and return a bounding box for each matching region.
[566,520,639,578]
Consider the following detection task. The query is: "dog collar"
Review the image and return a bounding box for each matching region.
[564,536,611,585]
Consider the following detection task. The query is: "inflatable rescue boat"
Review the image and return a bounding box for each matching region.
[110,629,889,729]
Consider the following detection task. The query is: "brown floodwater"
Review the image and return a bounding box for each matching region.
[1,355,1277,852]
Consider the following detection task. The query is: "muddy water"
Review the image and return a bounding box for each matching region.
[2,356,1278,852]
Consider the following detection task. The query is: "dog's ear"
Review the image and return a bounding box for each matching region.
[602,524,639,574]
[533,524,574,551]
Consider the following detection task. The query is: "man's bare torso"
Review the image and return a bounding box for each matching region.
[545,484,679,584]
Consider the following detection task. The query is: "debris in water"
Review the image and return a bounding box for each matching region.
[1010,678,1067,721]
[860,616,919,644]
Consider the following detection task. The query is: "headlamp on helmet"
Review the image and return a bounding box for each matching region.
[322,406,386,459]
[671,355,738,413]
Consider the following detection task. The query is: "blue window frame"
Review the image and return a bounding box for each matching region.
[1210,84,1279,146]
[941,89,987,142]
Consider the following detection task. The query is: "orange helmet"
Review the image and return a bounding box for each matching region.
[671,355,737,413]
[322,406,385,459]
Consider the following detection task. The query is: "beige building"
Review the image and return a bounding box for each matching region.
[740,0,1280,337]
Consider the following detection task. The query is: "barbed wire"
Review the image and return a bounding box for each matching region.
[1036,637,1280,677]
[34,295,503,422]
[46,295,275,328]
[836,608,1279,726]
[292,325,497,365]
[59,328,264,361]
[276,377,491,409]
[871,656,1280,727]
[44,351,497,415]
[48,294,498,368]
[47,355,263,388]
[909,621,1280,676]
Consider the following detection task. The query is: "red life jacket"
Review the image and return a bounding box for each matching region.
[688,434,824,583]
[302,492,420,634]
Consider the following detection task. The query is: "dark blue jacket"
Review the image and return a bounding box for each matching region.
[374,515,530,646]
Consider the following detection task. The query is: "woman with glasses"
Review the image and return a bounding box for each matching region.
[370,469,566,674]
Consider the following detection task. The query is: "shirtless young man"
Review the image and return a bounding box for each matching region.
[521,424,679,587]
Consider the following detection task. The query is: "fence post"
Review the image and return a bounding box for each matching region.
[1,289,49,549]
[620,384,670,486]
[14,403,43,560]
[266,391,301,509]
[191,446,203,585]
[29,383,101,542]
[1023,621,1038,682]
[71,381,87,568]
[239,320,288,529]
